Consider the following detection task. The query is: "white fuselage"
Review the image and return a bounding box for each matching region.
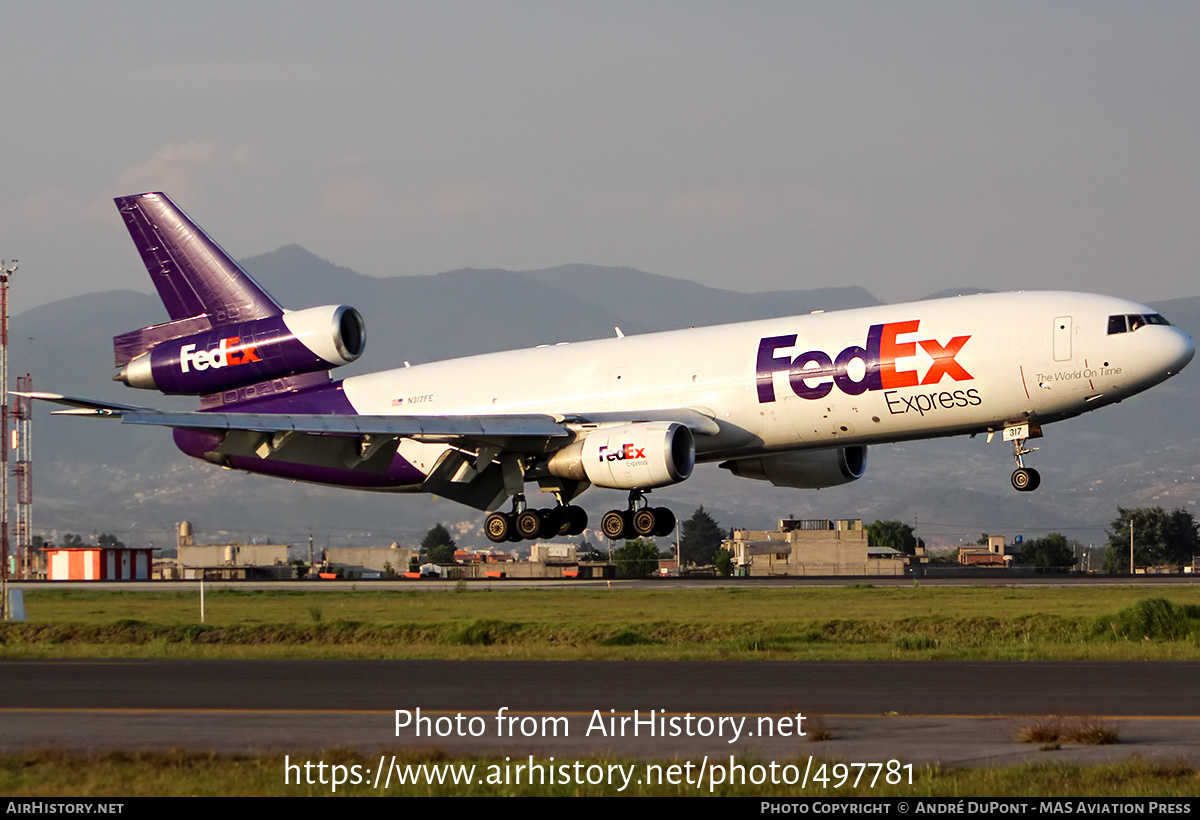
[337,291,1194,478]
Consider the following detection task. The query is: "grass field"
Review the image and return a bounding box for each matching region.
[4,584,1200,660]
[5,585,1200,798]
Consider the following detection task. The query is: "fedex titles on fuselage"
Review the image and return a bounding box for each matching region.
[756,319,982,416]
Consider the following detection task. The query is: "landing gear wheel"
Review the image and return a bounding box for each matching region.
[515,509,544,540]
[538,508,562,540]
[563,506,588,536]
[485,512,513,543]
[651,507,676,537]
[601,510,630,540]
[1011,467,1041,492]
[632,507,658,537]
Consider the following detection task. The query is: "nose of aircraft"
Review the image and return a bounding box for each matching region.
[1163,326,1196,375]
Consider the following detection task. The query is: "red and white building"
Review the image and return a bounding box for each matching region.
[43,545,156,581]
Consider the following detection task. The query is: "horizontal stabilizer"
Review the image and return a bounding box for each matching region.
[11,391,155,416]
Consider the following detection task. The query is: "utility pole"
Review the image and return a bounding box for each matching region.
[1130,518,1135,576]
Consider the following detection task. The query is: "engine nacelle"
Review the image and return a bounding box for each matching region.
[118,305,366,395]
[547,422,695,490]
[721,446,867,489]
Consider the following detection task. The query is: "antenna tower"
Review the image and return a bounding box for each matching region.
[14,374,32,578]
[0,260,14,615]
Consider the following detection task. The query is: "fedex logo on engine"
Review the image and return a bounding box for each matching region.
[756,320,973,403]
[179,336,263,373]
[598,443,647,463]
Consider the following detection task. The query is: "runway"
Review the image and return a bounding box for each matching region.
[3,659,1198,767]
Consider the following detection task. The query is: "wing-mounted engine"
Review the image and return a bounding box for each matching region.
[720,446,867,489]
[115,304,366,395]
[546,421,695,489]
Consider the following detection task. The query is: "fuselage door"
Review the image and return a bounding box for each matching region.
[1053,316,1073,362]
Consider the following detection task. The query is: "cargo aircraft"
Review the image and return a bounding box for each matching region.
[26,193,1195,542]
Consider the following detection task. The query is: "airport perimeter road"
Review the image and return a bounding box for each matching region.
[2,660,1200,766]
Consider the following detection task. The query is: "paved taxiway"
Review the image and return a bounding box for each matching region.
[2,660,1198,767]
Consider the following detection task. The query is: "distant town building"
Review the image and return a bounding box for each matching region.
[173,521,298,580]
[324,545,415,578]
[725,518,918,576]
[530,543,577,564]
[957,535,1019,567]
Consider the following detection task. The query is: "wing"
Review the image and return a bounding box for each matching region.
[18,391,720,510]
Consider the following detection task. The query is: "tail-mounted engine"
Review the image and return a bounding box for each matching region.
[116,304,366,395]
[546,421,695,490]
[721,446,867,489]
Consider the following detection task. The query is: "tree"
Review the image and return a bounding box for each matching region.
[714,548,734,577]
[1103,506,1200,573]
[612,539,661,579]
[422,523,457,564]
[866,520,917,555]
[576,538,606,562]
[1020,532,1076,569]
[679,506,724,566]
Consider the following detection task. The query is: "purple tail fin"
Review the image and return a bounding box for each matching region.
[115,192,282,323]
[112,192,284,367]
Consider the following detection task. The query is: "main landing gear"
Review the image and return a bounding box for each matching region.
[600,490,676,540]
[484,494,589,543]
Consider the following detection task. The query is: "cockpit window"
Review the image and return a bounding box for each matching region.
[1107,313,1173,334]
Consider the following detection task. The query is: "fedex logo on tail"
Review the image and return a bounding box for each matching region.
[756,320,972,403]
[180,336,262,373]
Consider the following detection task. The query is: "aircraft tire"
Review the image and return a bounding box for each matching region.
[652,507,676,537]
[1011,467,1039,492]
[485,512,513,543]
[632,508,657,537]
[563,505,588,536]
[538,508,562,539]
[601,510,628,540]
[515,510,543,540]
[508,516,524,542]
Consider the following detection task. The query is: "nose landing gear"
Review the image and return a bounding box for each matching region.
[1003,422,1041,492]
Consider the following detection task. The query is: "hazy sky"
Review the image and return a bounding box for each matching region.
[2,2,1198,312]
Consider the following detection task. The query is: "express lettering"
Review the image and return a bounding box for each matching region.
[179,336,263,373]
[884,388,982,416]
[756,321,972,403]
